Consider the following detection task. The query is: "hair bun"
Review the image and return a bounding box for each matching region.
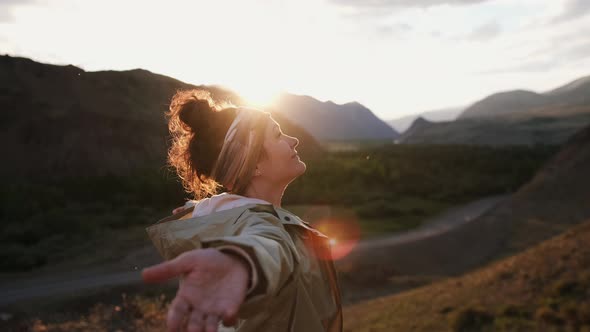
[168,89,237,141]
[175,94,219,136]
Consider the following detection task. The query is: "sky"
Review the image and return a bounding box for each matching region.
[1,0,589,120]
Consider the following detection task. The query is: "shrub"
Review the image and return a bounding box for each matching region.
[535,306,564,326]
[449,307,495,332]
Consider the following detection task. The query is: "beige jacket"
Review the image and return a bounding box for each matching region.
[145,196,342,332]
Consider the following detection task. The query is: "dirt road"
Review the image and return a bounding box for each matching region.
[0,195,507,307]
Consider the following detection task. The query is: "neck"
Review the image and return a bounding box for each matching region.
[243,180,287,208]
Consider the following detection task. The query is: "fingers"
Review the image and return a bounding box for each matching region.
[168,294,223,332]
[187,310,205,332]
[205,315,219,332]
[184,313,219,332]
[221,306,239,327]
[142,261,182,283]
[167,295,191,332]
[142,253,194,283]
[168,301,220,332]
[172,206,187,214]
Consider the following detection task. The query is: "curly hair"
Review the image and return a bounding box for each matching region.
[166,89,269,200]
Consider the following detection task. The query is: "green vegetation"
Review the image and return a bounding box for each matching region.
[288,144,557,205]
[0,144,557,272]
[0,168,186,271]
[286,144,556,237]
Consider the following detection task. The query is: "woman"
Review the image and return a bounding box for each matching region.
[142,89,342,332]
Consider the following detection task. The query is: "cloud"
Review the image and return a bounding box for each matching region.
[331,0,490,10]
[375,23,412,37]
[552,0,590,24]
[0,0,40,22]
[477,32,590,76]
[478,59,559,75]
[466,20,501,41]
[562,41,590,62]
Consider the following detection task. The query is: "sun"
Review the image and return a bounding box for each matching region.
[241,88,281,108]
[230,82,282,109]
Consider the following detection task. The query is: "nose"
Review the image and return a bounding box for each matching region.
[289,135,299,148]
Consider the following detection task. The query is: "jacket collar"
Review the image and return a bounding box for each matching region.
[154,203,311,228]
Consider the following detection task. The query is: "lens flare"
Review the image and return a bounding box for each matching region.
[311,217,361,261]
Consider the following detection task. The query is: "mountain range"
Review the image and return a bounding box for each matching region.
[400,75,590,145]
[459,75,590,119]
[0,55,323,180]
[270,93,400,141]
[386,106,463,133]
[4,53,589,171]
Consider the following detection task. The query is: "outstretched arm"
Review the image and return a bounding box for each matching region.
[144,210,300,330]
[142,248,250,332]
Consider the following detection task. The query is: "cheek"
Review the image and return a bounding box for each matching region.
[270,142,292,162]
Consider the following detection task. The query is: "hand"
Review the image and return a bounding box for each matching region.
[172,205,189,214]
[142,248,250,332]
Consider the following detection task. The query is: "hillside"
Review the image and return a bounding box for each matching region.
[459,90,548,119]
[397,116,434,141]
[0,55,323,181]
[401,75,590,145]
[491,122,590,257]
[271,93,400,141]
[336,123,590,300]
[387,106,463,133]
[13,213,590,331]
[344,219,590,331]
[0,55,323,271]
[459,75,590,119]
[400,104,590,145]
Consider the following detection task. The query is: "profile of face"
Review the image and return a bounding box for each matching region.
[255,117,306,186]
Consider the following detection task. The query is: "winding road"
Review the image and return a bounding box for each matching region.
[0,195,507,307]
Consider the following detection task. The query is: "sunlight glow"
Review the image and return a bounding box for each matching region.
[232,84,282,109]
[313,218,361,261]
[1,0,586,119]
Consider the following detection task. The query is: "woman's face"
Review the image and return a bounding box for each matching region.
[256,117,306,186]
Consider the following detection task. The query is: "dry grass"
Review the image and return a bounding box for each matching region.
[9,220,590,331]
[5,292,169,332]
[343,220,590,331]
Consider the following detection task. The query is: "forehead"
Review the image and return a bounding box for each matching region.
[267,116,280,130]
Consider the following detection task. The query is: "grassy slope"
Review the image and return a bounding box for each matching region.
[343,220,590,332]
[15,219,590,331]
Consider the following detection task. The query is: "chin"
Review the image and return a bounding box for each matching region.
[287,161,306,182]
[297,160,307,175]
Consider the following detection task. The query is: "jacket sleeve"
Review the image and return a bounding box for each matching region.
[199,210,300,316]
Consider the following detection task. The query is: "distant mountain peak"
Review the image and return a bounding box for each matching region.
[123,68,154,75]
[344,101,362,107]
[386,106,464,133]
[411,116,431,126]
[459,75,590,120]
[405,116,433,133]
[459,89,547,119]
[272,94,399,141]
[546,75,590,96]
